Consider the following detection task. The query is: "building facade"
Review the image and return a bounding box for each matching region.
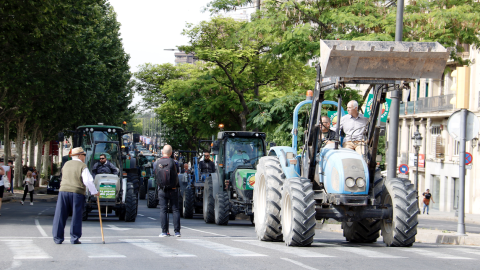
[387,45,480,214]
[174,51,197,65]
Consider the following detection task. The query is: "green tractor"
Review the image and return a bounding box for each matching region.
[205,131,266,225]
[138,153,157,200]
[72,125,140,222]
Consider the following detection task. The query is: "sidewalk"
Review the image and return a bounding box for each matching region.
[418,209,480,225]
[2,186,58,203]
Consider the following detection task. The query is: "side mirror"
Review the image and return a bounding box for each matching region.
[269,142,276,148]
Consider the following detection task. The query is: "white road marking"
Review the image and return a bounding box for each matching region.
[75,244,126,258]
[171,223,227,237]
[400,248,473,260]
[3,240,52,259]
[148,217,157,220]
[235,240,333,257]
[334,247,405,258]
[121,239,195,257]
[35,219,48,237]
[179,239,266,257]
[104,225,131,231]
[137,214,144,216]
[281,258,319,270]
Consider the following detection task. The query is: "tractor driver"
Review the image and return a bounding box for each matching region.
[231,146,250,164]
[92,154,119,178]
[319,116,336,145]
[335,100,368,154]
[199,151,215,173]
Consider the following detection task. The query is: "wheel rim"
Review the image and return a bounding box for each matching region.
[214,195,219,220]
[183,194,187,214]
[256,174,266,224]
[282,191,292,235]
[383,193,393,235]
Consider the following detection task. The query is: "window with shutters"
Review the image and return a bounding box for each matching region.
[453,140,460,156]
[431,135,445,159]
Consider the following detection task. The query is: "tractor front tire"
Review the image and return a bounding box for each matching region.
[147,190,158,208]
[203,177,215,223]
[183,187,195,219]
[281,177,316,246]
[254,157,285,241]
[214,191,230,225]
[127,173,140,196]
[381,178,419,247]
[125,182,137,222]
[342,169,384,243]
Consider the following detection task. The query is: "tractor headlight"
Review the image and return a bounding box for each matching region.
[356,177,366,188]
[345,177,355,188]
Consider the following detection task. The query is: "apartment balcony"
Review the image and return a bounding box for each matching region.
[399,94,456,116]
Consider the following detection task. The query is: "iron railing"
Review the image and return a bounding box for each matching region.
[415,94,455,114]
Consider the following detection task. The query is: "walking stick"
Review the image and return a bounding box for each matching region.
[96,196,105,244]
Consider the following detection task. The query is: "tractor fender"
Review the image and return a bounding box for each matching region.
[268,146,301,179]
[147,177,156,190]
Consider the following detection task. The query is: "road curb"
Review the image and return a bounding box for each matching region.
[315,222,480,246]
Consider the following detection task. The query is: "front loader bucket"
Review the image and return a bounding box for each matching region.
[320,40,449,80]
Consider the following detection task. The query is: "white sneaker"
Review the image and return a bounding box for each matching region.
[30,202,33,206]
[21,201,24,205]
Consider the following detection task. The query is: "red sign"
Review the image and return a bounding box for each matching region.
[418,154,425,168]
[466,152,473,165]
[42,141,59,155]
[399,164,409,174]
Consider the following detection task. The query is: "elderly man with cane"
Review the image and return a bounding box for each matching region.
[52,147,99,244]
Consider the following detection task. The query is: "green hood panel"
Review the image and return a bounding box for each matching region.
[235,169,256,190]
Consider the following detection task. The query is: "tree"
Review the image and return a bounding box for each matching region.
[180,16,308,130]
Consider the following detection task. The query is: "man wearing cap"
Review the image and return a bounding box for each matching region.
[52,147,99,244]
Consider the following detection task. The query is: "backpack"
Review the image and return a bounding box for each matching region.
[155,157,175,189]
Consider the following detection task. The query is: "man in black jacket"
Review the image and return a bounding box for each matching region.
[92,154,119,178]
[153,145,180,237]
[199,151,215,173]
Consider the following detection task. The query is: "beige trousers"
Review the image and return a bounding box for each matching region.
[343,140,365,155]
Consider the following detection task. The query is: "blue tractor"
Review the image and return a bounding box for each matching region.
[253,40,449,247]
[179,141,213,219]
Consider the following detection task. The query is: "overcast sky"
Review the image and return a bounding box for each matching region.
[107,0,255,106]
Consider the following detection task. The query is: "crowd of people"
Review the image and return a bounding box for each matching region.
[0,162,39,215]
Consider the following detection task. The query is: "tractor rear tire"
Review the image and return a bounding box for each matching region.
[183,187,195,219]
[125,183,137,222]
[214,191,230,225]
[147,190,158,208]
[254,157,285,242]
[381,178,419,247]
[203,177,215,223]
[342,169,384,243]
[281,177,316,246]
[139,184,147,200]
[127,173,140,195]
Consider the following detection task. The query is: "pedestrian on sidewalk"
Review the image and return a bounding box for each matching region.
[154,145,181,237]
[52,147,99,244]
[21,171,35,206]
[422,189,435,214]
[0,166,7,216]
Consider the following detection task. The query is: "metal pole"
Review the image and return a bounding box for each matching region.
[415,146,419,202]
[387,0,404,180]
[457,109,467,235]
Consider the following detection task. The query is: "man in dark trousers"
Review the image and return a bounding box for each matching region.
[52,147,99,244]
[154,145,180,237]
[199,151,215,173]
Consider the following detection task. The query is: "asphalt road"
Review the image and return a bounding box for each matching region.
[418,217,480,234]
[1,200,480,270]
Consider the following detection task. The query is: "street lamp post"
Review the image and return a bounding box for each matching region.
[412,127,423,206]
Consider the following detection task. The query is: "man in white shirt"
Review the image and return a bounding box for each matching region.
[336,100,369,154]
[52,147,99,244]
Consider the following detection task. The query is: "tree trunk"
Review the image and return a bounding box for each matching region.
[42,140,50,185]
[14,117,27,188]
[29,126,37,167]
[24,139,29,166]
[4,120,10,165]
[36,130,43,179]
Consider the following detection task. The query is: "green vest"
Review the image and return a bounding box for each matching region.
[60,160,88,195]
